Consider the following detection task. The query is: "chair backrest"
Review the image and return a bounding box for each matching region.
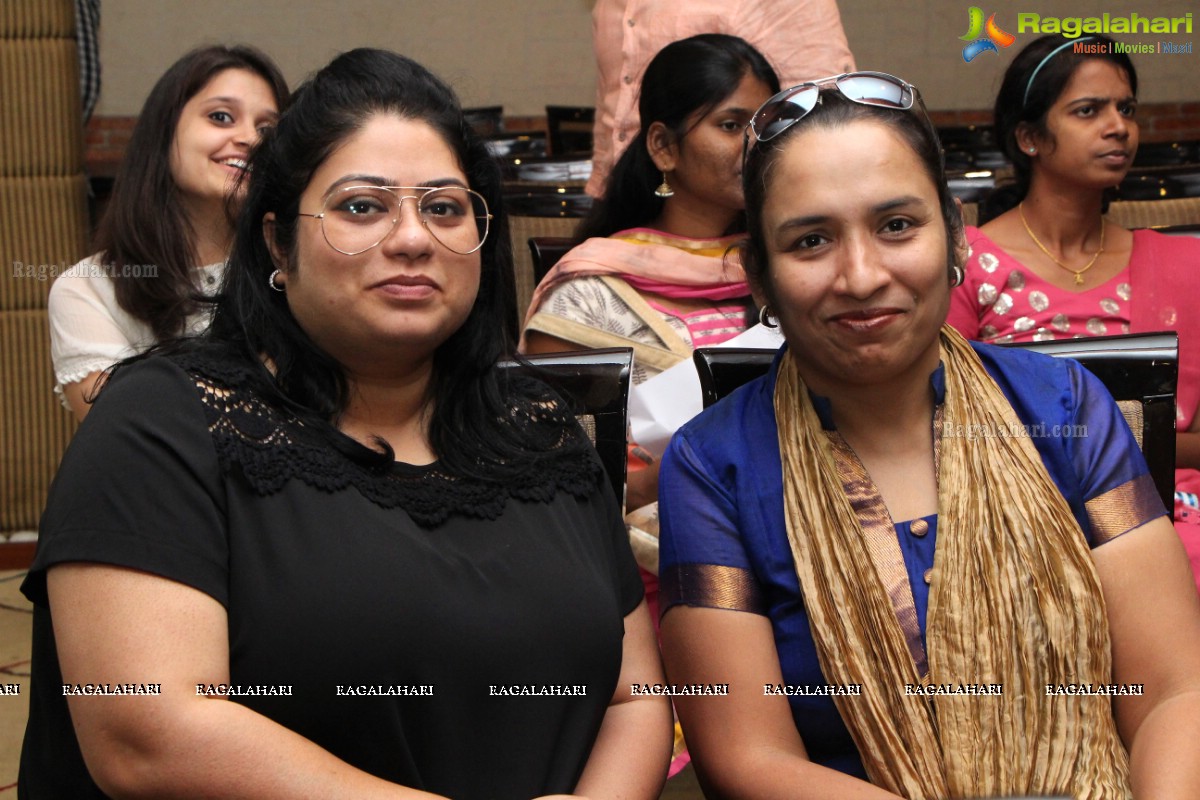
[693,348,776,409]
[463,105,504,137]
[499,348,633,511]
[508,214,581,320]
[1133,139,1199,167]
[1003,332,1178,509]
[528,236,576,284]
[1116,173,1186,201]
[1106,197,1200,229]
[545,105,595,156]
[693,331,1179,510]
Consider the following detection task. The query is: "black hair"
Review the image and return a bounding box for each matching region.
[187,48,578,480]
[981,33,1137,222]
[577,33,780,240]
[95,44,289,341]
[741,90,962,303]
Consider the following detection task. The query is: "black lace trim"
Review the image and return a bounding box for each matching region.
[172,352,604,528]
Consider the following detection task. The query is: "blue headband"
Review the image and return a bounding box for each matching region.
[1023,36,1095,107]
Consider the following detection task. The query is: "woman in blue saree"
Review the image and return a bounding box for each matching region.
[657,72,1200,798]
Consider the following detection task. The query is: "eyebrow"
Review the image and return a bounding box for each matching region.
[1065,95,1136,107]
[323,175,469,196]
[775,195,926,231]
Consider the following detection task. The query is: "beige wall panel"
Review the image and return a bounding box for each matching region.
[0,175,90,311]
[508,214,580,320]
[0,310,77,533]
[0,39,84,176]
[838,0,1196,109]
[95,0,598,117]
[93,0,1196,118]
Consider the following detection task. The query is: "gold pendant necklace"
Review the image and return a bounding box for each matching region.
[1018,203,1105,286]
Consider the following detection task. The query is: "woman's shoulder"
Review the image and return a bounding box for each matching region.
[964,224,1009,259]
[99,347,259,418]
[102,351,203,397]
[48,253,117,304]
[1131,227,1200,256]
[673,357,778,461]
[970,339,1087,404]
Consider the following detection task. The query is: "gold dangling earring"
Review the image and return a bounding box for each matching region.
[654,172,674,198]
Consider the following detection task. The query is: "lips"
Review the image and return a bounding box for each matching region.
[828,307,904,332]
[371,274,437,289]
[1097,149,1130,164]
[369,274,439,300]
[829,308,901,322]
[215,156,250,173]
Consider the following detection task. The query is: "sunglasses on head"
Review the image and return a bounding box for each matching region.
[743,71,923,158]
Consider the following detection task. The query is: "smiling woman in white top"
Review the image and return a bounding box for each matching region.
[49,44,288,420]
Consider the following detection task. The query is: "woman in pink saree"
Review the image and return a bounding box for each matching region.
[946,33,1200,591]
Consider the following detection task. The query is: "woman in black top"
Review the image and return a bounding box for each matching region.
[21,49,672,800]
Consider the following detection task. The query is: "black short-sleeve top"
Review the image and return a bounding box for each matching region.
[20,353,643,799]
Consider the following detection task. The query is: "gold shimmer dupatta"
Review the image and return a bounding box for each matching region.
[773,326,1131,799]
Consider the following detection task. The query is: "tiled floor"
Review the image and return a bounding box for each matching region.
[0,570,31,795]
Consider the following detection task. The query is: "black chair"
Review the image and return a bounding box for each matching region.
[1133,140,1199,168]
[1005,332,1178,509]
[545,105,595,156]
[499,348,633,510]
[504,185,593,218]
[693,347,776,409]
[693,332,1179,510]
[1116,173,1187,201]
[463,105,504,137]
[528,236,575,284]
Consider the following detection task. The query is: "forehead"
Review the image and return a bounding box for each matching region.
[308,113,465,191]
[1056,59,1134,101]
[763,119,937,214]
[714,71,773,108]
[189,68,274,104]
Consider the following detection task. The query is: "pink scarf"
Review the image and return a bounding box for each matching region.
[1128,229,1200,430]
[521,227,750,340]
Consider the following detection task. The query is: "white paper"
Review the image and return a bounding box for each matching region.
[628,324,784,457]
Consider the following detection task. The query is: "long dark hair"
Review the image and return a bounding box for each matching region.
[981,33,1137,222]
[741,91,962,302]
[205,48,570,479]
[95,44,289,341]
[577,33,779,241]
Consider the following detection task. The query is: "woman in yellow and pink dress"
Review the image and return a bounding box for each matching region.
[521,34,779,778]
[521,32,779,582]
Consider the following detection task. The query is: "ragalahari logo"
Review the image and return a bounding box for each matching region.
[960,6,1016,62]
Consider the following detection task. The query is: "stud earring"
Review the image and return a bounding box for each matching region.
[1027,147,1037,155]
[654,172,674,198]
[269,269,285,293]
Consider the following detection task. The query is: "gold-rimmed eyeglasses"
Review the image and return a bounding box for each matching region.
[298,185,492,256]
